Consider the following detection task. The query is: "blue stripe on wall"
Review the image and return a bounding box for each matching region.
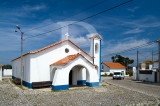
[52,85,69,90]
[99,40,101,82]
[23,80,32,89]
[77,80,86,85]
[12,76,32,89]
[12,76,16,79]
[93,39,94,64]
[86,82,99,87]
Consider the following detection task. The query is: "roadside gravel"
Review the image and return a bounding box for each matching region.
[0,78,159,106]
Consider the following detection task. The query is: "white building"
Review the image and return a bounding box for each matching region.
[0,64,2,81]
[12,34,102,90]
[138,60,159,82]
[139,60,153,70]
[101,62,126,75]
[152,60,159,70]
[3,69,12,76]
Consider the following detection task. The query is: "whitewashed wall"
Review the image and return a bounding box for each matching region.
[12,40,94,84]
[3,69,12,76]
[12,54,31,83]
[72,67,86,85]
[101,64,126,75]
[153,62,159,69]
[93,38,100,79]
[30,41,93,83]
[139,72,155,82]
[110,69,126,75]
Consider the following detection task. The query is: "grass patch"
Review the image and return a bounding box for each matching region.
[9,78,25,90]
[101,84,106,87]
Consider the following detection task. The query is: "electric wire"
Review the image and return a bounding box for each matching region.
[24,0,134,40]
[24,0,108,33]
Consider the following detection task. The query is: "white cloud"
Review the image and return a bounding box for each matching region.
[102,37,155,56]
[127,6,139,12]
[124,28,144,34]
[23,4,46,11]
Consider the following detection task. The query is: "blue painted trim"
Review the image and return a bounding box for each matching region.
[12,76,16,79]
[92,39,94,64]
[23,80,32,89]
[52,85,69,90]
[12,76,32,89]
[86,82,99,87]
[99,40,101,82]
[77,80,86,85]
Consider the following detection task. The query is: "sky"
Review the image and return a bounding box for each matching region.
[0,0,160,65]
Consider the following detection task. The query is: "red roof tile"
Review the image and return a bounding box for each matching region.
[12,39,93,61]
[102,62,126,69]
[50,53,95,66]
[0,64,3,67]
[89,34,102,40]
[154,60,159,62]
[141,60,153,64]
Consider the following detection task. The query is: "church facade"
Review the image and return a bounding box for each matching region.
[12,34,102,90]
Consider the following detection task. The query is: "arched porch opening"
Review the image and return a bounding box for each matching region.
[69,64,89,88]
[50,67,57,82]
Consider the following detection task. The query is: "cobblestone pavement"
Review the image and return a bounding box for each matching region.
[0,78,159,106]
[102,77,160,98]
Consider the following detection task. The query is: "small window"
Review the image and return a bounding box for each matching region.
[65,48,69,53]
[95,43,99,53]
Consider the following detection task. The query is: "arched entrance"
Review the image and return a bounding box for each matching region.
[69,65,89,87]
[51,68,57,82]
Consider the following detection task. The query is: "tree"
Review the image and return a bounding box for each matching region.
[111,55,134,67]
[2,64,12,70]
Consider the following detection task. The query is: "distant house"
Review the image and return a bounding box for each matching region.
[2,69,12,76]
[101,62,126,75]
[138,60,159,82]
[139,60,153,70]
[0,64,2,81]
[152,60,159,71]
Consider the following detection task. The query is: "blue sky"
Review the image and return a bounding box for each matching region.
[0,0,160,65]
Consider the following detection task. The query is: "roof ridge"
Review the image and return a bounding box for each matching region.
[12,39,93,61]
[50,53,95,66]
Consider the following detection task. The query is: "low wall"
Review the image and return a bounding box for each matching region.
[3,69,12,76]
[138,71,157,82]
[101,72,110,75]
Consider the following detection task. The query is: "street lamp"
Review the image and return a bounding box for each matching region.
[15,25,23,86]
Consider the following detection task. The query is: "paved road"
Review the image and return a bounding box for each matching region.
[102,77,160,98]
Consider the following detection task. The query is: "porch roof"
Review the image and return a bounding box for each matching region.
[50,53,95,66]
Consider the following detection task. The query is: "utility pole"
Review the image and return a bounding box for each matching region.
[152,50,153,62]
[15,25,23,86]
[156,40,160,82]
[137,49,139,80]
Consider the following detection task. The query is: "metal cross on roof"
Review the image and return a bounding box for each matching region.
[65,32,69,39]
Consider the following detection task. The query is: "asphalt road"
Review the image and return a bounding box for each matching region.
[102,76,160,98]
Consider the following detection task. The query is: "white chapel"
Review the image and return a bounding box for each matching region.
[12,34,102,90]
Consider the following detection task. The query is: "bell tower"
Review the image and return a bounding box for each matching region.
[89,34,102,82]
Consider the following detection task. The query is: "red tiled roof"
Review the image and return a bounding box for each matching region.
[50,53,95,66]
[154,60,159,62]
[102,62,126,69]
[0,64,3,67]
[89,34,102,40]
[141,60,153,64]
[156,40,160,42]
[12,39,93,61]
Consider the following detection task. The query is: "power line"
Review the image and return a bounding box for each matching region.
[24,0,134,40]
[102,40,156,58]
[24,0,108,33]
